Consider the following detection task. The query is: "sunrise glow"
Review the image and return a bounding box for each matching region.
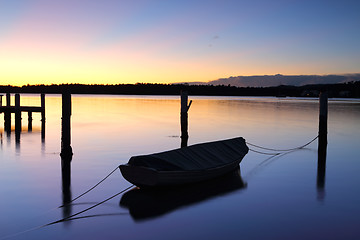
[1,0,359,86]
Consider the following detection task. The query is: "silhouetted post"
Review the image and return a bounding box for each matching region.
[317,92,328,201]
[41,94,46,140]
[180,91,192,148]
[60,90,73,157]
[15,94,21,134]
[28,112,33,132]
[4,93,11,132]
[60,90,72,221]
[5,94,11,139]
[41,93,45,123]
[0,94,2,106]
[6,93,10,107]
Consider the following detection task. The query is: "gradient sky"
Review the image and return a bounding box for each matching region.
[1,0,359,86]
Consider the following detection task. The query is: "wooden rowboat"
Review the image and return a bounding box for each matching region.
[119,137,248,188]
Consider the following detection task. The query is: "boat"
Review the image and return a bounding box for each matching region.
[119,137,249,188]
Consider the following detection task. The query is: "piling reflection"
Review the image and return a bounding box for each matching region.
[120,167,247,221]
[28,112,32,132]
[15,129,20,151]
[317,142,327,201]
[41,117,45,143]
[61,155,73,225]
[0,124,45,148]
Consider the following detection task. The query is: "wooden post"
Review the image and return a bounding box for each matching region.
[60,90,73,157]
[318,92,328,147]
[0,94,2,106]
[41,93,46,140]
[180,91,192,148]
[41,93,45,122]
[60,90,72,220]
[4,93,11,132]
[28,112,33,132]
[6,93,10,107]
[15,93,21,134]
[317,92,328,201]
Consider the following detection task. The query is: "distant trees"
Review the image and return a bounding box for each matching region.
[0,81,359,98]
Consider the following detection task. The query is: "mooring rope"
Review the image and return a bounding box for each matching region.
[248,148,281,155]
[1,164,132,239]
[0,184,133,240]
[48,184,134,226]
[246,135,318,155]
[59,165,120,208]
[243,149,298,181]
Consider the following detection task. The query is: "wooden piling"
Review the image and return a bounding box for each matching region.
[6,93,10,107]
[4,93,11,132]
[60,90,73,157]
[60,90,72,219]
[15,94,21,133]
[41,93,45,122]
[317,92,328,200]
[180,91,192,148]
[318,92,328,147]
[41,93,46,140]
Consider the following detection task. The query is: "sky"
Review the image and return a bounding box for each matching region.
[0,0,359,86]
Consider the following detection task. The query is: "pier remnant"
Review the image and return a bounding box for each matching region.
[4,93,11,132]
[15,94,21,133]
[180,91,192,148]
[41,93,45,123]
[60,90,73,221]
[60,90,73,157]
[41,93,46,140]
[317,92,328,200]
[1,93,46,133]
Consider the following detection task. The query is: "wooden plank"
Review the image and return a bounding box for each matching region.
[0,106,43,112]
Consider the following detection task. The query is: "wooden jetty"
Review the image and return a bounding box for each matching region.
[0,93,45,132]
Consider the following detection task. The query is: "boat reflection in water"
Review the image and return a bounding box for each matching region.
[120,167,246,221]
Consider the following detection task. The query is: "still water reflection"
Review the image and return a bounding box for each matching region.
[0,95,359,240]
[120,167,246,221]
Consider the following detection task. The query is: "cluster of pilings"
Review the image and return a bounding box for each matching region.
[0,93,45,141]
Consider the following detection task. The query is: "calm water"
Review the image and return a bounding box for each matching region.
[0,95,359,240]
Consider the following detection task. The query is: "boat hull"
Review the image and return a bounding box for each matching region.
[119,159,243,187]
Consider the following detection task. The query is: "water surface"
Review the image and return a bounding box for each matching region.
[0,95,359,240]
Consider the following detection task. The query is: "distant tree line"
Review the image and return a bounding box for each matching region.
[0,81,359,98]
